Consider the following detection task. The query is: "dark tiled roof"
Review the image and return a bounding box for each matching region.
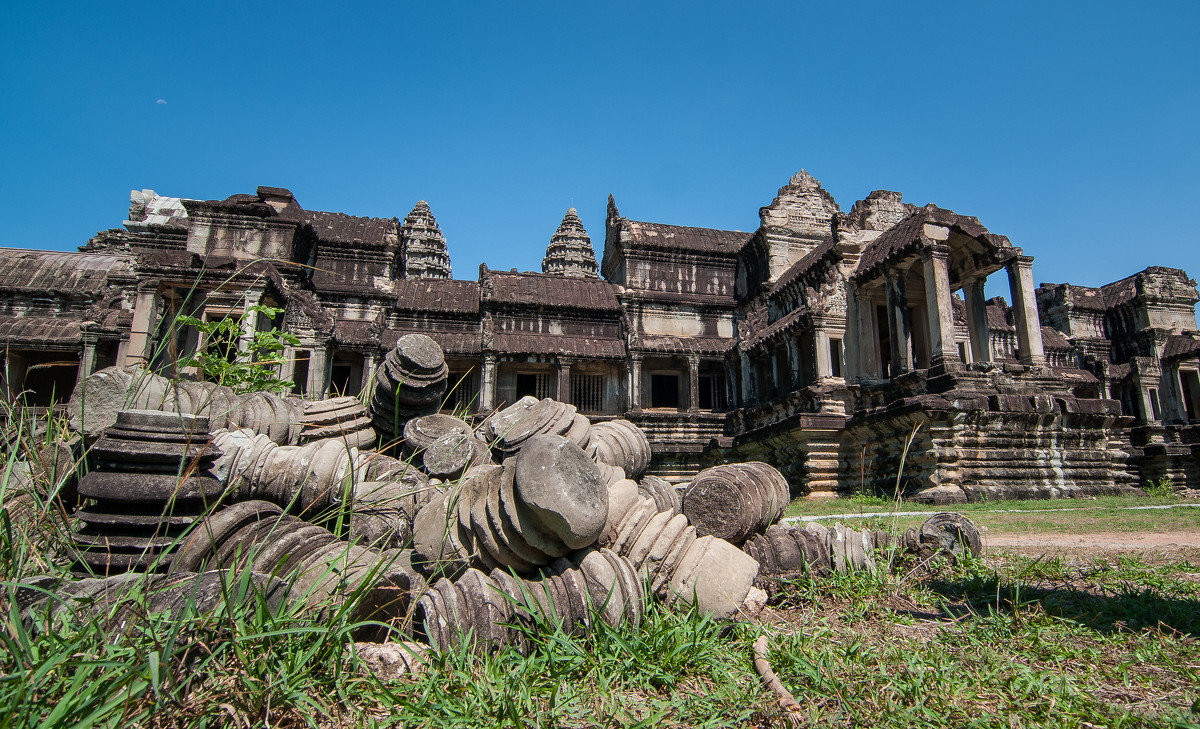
[1106,362,1132,380]
[985,298,1015,331]
[1100,274,1138,308]
[490,332,625,359]
[395,279,480,314]
[854,205,1010,282]
[624,220,751,255]
[1041,326,1072,350]
[303,211,398,248]
[0,250,134,295]
[383,327,481,355]
[1052,367,1099,384]
[1163,334,1200,360]
[0,315,83,346]
[482,270,621,311]
[637,335,735,356]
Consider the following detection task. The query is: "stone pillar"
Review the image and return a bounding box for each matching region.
[307,343,330,399]
[850,289,877,379]
[740,350,752,404]
[1006,256,1045,366]
[962,275,991,363]
[77,327,100,387]
[237,289,265,356]
[884,269,913,376]
[480,354,498,411]
[629,353,642,411]
[768,347,780,394]
[557,358,572,403]
[122,285,161,367]
[687,354,700,413]
[3,352,28,401]
[785,337,801,389]
[921,244,959,369]
[279,345,297,385]
[361,352,377,397]
[814,326,832,378]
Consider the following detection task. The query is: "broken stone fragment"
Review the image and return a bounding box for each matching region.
[742,512,983,584]
[370,334,449,441]
[353,641,430,679]
[598,479,760,619]
[171,499,424,622]
[481,398,590,457]
[412,548,642,654]
[69,365,303,444]
[587,419,651,480]
[412,434,609,576]
[300,396,377,450]
[681,462,789,545]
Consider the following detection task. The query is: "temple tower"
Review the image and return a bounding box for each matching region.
[401,201,452,279]
[542,208,599,278]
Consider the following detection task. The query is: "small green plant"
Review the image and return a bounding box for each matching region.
[1144,475,1175,499]
[176,304,299,394]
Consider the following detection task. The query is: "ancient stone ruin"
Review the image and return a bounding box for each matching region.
[1,174,1193,500]
[11,331,984,658]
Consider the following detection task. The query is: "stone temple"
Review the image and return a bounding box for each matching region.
[2,173,1197,500]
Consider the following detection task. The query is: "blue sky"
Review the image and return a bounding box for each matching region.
[2,2,1197,307]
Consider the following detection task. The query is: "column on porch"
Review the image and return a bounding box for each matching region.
[77,327,99,386]
[361,352,377,396]
[739,350,752,406]
[1005,255,1046,366]
[687,354,700,413]
[557,357,572,403]
[785,335,801,390]
[920,243,960,369]
[121,285,161,367]
[480,354,497,411]
[962,275,991,363]
[307,342,330,399]
[884,267,913,375]
[629,353,642,410]
[814,322,832,378]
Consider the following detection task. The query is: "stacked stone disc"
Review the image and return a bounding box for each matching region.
[403,414,492,479]
[414,549,642,654]
[481,397,591,457]
[412,434,608,575]
[681,462,789,545]
[72,410,222,574]
[300,396,376,450]
[348,471,437,549]
[599,478,758,619]
[587,419,651,480]
[172,499,422,618]
[370,334,449,442]
[638,475,681,514]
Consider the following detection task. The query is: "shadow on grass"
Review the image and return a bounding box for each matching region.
[926,571,1200,636]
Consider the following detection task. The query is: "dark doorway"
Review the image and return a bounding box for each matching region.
[516,373,539,400]
[1182,370,1200,421]
[651,374,679,409]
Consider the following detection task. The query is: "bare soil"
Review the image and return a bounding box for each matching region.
[985,527,1200,557]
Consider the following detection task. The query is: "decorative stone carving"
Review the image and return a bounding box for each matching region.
[541,208,599,278]
[413,549,643,654]
[681,462,789,545]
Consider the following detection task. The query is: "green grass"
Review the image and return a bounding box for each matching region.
[3,406,1199,727]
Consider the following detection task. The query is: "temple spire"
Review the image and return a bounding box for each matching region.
[401,201,451,279]
[542,208,599,278]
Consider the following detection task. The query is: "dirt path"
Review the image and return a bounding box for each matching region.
[985,528,1200,556]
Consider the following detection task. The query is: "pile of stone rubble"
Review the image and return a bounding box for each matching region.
[16,334,981,657]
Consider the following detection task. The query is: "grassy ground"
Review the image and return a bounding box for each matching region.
[786,493,1200,539]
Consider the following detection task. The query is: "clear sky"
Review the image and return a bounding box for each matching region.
[2,2,1197,308]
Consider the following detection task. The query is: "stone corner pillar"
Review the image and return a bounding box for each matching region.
[1006,255,1045,366]
[962,275,991,363]
[557,357,573,403]
[628,353,643,411]
[884,268,913,376]
[921,243,961,370]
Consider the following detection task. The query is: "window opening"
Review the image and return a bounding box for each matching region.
[570,373,605,413]
[650,374,679,409]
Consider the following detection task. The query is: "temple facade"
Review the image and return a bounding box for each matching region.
[2,175,1197,498]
